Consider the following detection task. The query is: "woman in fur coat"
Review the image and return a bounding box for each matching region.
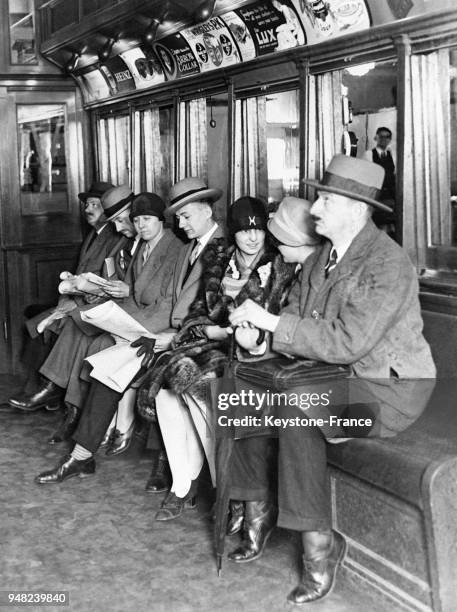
[137,196,319,560]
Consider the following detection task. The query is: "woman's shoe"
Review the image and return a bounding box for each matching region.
[227,500,244,536]
[155,478,198,521]
[105,421,135,456]
[99,428,115,450]
[228,500,277,563]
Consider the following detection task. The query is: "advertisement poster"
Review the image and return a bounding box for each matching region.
[77,68,111,103]
[120,46,165,89]
[102,56,136,94]
[180,16,241,72]
[154,34,200,81]
[220,11,257,62]
[234,1,305,56]
[290,0,370,44]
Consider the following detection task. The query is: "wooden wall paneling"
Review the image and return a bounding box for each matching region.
[5,244,80,375]
[0,248,10,373]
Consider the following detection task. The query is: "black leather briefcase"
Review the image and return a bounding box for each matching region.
[233,356,350,391]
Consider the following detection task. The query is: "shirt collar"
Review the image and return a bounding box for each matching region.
[196,222,218,250]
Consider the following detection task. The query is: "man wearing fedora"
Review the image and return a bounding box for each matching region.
[229,155,435,605]
[9,180,120,411]
[35,184,219,484]
[135,176,224,495]
[34,185,141,444]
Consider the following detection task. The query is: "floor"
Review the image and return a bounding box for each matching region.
[1,375,393,612]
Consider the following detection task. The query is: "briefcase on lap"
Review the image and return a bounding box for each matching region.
[233,356,350,391]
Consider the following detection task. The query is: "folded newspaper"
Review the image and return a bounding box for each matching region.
[81,301,156,392]
[80,300,154,341]
[86,343,143,393]
[58,272,110,297]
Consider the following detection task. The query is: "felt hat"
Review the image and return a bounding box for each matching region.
[303,154,391,212]
[167,177,222,217]
[229,196,268,234]
[268,197,319,247]
[101,185,134,221]
[78,181,114,203]
[130,192,166,220]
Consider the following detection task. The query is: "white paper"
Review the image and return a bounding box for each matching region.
[85,343,143,393]
[80,300,154,341]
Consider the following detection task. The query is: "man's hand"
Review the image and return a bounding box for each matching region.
[131,336,157,369]
[103,280,130,299]
[204,325,230,341]
[229,299,280,332]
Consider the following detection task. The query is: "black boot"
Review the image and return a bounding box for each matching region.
[226,500,244,536]
[9,379,63,412]
[35,454,95,484]
[47,404,80,445]
[287,530,347,605]
[145,450,171,494]
[228,500,277,563]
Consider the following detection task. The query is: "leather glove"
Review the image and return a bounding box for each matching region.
[131,336,156,369]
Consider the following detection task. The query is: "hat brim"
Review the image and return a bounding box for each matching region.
[303,179,392,213]
[105,201,132,222]
[165,187,222,218]
[79,192,102,203]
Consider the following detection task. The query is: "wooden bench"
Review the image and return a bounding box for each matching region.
[327,308,457,612]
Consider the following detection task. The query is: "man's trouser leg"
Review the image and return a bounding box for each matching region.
[229,436,276,501]
[277,420,331,532]
[72,381,121,454]
[39,317,88,389]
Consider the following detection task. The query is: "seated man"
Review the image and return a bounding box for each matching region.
[10,180,120,410]
[34,179,223,483]
[229,155,436,605]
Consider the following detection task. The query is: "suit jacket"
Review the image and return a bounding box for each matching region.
[119,229,183,334]
[169,224,225,331]
[75,223,120,275]
[273,218,436,433]
[25,223,121,338]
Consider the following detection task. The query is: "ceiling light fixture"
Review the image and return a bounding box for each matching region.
[98,36,118,62]
[143,17,161,44]
[193,0,217,24]
[65,52,80,73]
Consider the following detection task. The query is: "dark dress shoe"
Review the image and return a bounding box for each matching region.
[145,450,171,494]
[47,405,80,445]
[227,500,244,536]
[105,421,135,456]
[9,380,62,412]
[35,455,95,484]
[287,530,347,605]
[228,500,277,563]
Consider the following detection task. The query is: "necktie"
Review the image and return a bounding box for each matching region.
[189,241,201,266]
[381,151,387,159]
[325,248,338,278]
[142,243,151,266]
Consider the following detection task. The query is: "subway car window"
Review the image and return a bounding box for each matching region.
[206,94,228,222]
[8,0,37,65]
[234,89,299,209]
[96,113,130,186]
[342,61,397,235]
[178,97,208,181]
[17,104,68,214]
[132,105,174,201]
